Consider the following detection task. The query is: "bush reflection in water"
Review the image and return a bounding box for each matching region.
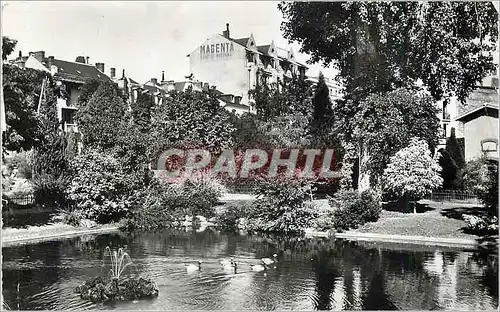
[2,228,498,310]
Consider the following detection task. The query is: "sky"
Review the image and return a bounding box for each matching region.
[2,1,337,84]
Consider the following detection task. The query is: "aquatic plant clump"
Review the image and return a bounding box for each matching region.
[74,246,159,303]
[74,276,159,303]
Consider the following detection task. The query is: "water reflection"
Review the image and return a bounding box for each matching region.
[2,229,498,310]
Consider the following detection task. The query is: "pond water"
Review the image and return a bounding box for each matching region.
[2,228,498,310]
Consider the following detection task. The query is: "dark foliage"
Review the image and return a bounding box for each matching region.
[445,128,466,170]
[438,149,459,190]
[75,80,128,150]
[329,189,381,231]
[245,181,318,234]
[2,36,17,60]
[279,2,497,103]
[131,92,155,133]
[477,161,499,217]
[2,64,49,152]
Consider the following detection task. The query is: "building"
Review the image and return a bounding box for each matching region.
[111,67,143,105]
[11,51,111,133]
[455,104,498,161]
[187,23,308,110]
[437,42,499,162]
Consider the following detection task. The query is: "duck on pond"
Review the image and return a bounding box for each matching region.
[250,260,267,272]
[220,257,235,267]
[261,254,277,265]
[185,260,202,272]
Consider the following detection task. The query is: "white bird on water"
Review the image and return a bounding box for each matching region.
[185,260,202,272]
[220,257,235,267]
[261,254,278,265]
[250,260,267,272]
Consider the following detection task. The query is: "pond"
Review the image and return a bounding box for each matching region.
[2,228,498,310]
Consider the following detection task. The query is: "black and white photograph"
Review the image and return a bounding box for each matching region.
[1,1,499,310]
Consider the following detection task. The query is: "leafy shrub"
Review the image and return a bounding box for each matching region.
[329,189,381,231]
[179,179,221,219]
[214,203,246,232]
[476,162,498,217]
[32,174,67,208]
[312,213,336,231]
[124,175,224,231]
[382,138,443,202]
[3,151,32,179]
[463,214,498,234]
[461,157,489,194]
[67,149,140,224]
[55,209,83,227]
[123,184,185,231]
[244,181,318,234]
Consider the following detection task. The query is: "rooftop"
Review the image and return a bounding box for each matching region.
[48,59,111,83]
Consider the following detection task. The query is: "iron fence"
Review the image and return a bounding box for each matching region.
[2,194,56,228]
[2,194,35,207]
[424,190,480,204]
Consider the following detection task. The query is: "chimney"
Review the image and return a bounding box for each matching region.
[122,69,125,78]
[151,78,158,85]
[75,56,86,64]
[33,51,45,62]
[223,23,230,38]
[95,62,105,73]
[110,68,116,79]
[48,56,54,69]
[18,51,22,59]
[161,71,165,82]
[86,56,90,64]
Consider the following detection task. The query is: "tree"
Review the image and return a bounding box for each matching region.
[312,72,333,124]
[2,64,49,153]
[477,161,498,217]
[249,75,313,121]
[131,91,155,133]
[2,36,17,61]
[445,128,466,170]
[461,157,489,193]
[382,138,443,212]
[310,72,336,147]
[31,79,68,207]
[228,112,267,149]
[75,80,128,150]
[32,79,67,178]
[67,148,138,223]
[76,79,101,107]
[150,87,235,155]
[258,114,311,148]
[437,149,459,190]
[354,88,440,186]
[279,2,498,141]
[279,2,497,102]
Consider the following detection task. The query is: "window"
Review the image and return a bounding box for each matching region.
[246,51,253,63]
[481,139,498,152]
[443,124,447,138]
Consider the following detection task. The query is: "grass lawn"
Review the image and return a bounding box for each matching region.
[352,200,496,241]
